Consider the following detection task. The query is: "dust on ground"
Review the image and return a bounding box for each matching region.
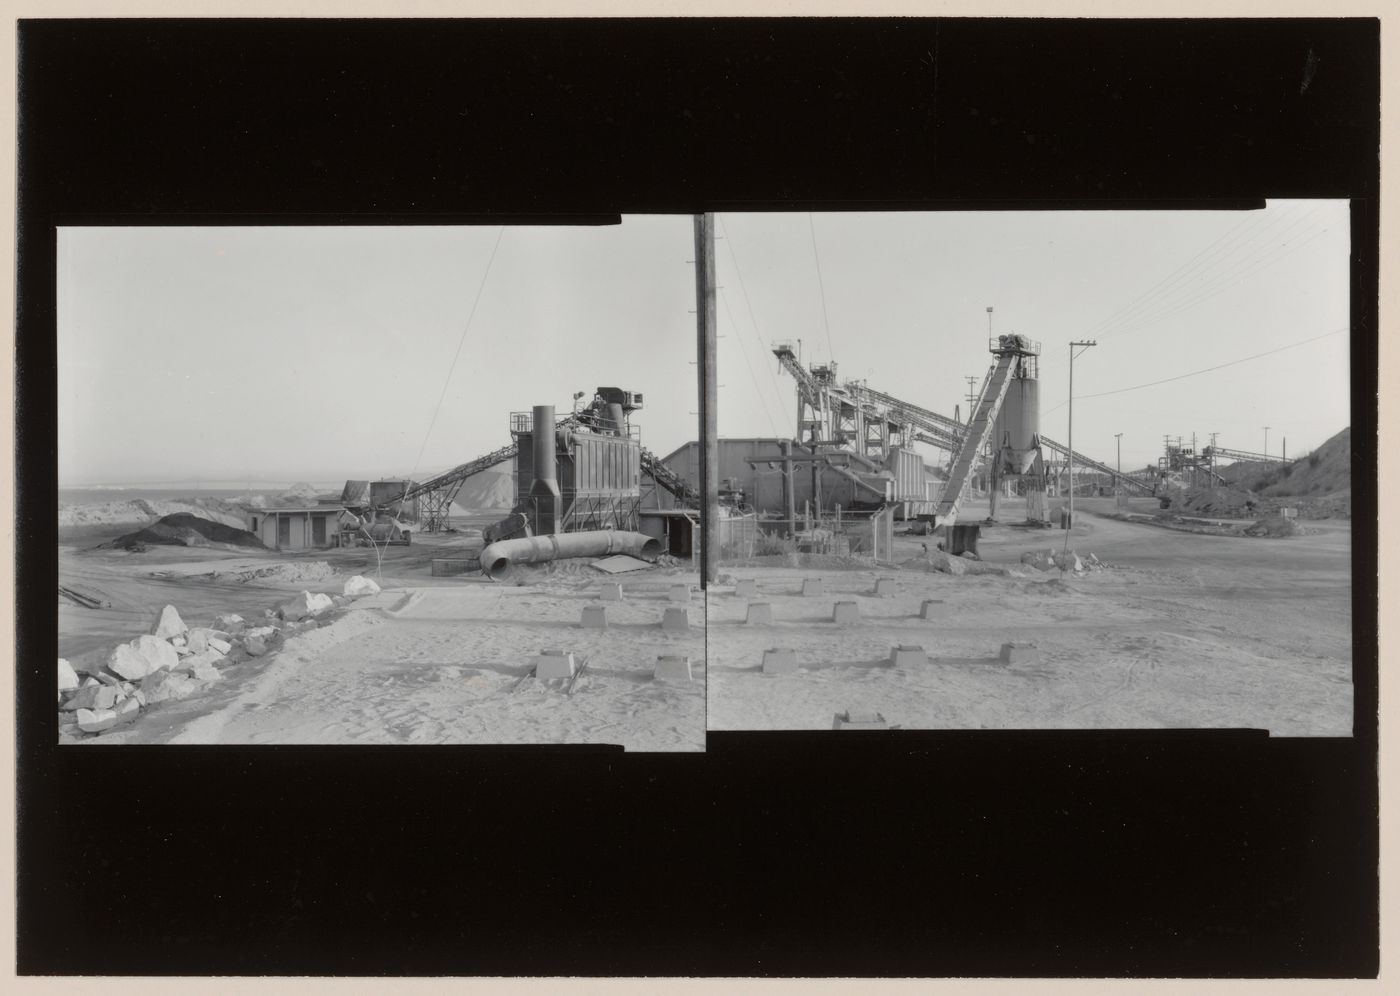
[706,495,1351,736]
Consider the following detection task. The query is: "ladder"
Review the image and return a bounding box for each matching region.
[933,353,1018,529]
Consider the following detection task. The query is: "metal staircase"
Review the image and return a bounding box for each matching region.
[933,352,1018,529]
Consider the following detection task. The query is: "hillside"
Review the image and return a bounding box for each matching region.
[1220,427,1351,498]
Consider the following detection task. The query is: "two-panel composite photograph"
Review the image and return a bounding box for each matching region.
[56,206,1353,744]
[21,13,1378,983]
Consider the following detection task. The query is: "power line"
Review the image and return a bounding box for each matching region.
[718,214,795,435]
[409,226,506,480]
[808,213,837,364]
[719,286,782,437]
[1043,328,1346,414]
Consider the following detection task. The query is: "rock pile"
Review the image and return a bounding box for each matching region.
[58,578,385,740]
[1019,548,1110,575]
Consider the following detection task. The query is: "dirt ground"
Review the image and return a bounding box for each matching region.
[59,520,705,751]
[706,495,1352,736]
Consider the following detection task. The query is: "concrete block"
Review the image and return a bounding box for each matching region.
[832,601,860,624]
[734,579,757,598]
[653,655,693,682]
[919,599,946,619]
[889,645,926,667]
[599,582,625,602]
[536,650,576,681]
[873,577,897,597]
[580,605,608,630]
[662,607,689,633]
[801,578,825,597]
[832,710,888,730]
[668,583,692,602]
[762,648,798,674]
[1000,642,1040,664]
[745,602,773,625]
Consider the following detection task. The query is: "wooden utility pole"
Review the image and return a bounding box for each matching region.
[694,214,719,586]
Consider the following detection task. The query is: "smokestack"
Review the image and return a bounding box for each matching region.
[606,403,626,436]
[529,405,560,533]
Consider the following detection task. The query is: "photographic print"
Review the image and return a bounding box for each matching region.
[56,219,706,749]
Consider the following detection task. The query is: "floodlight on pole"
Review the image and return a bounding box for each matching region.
[1067,340,1097,529]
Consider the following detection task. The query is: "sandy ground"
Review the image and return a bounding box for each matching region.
[706,496,1352,736]
[59,520,705,751]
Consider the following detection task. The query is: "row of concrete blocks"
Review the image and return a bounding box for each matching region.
[730,578,900,599]
[579,605,690,633]
[536,650,693,683]
[598,582,692,602]
[598,579,904,602]
[761,642,1040,674]
[743,598,948,625]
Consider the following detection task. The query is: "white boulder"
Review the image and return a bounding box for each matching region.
[172,649,225,673]
[113,697,141,726]
[76,708,120,734]
[61,683,119,712]
[140,669,195,704]
[57,659,80,692]
[107,634,179,681]
[343,575,381,598]
[279,591,334,621]
[214,613,245,631]
[208,637,232,655]
[244,634,269,657]
[187,660,223,682]
[151,604,187,641]
[186,629,208,653]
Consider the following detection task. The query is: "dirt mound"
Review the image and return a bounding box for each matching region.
[451,463,516,512]
[1220,427,1351,499]
[1175,487,1262,518]
[103,513,267,551]
[1244,516,1305,538]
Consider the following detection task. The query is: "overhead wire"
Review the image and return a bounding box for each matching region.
[1042,328,1347,416]
[807,213,838,364]
[718,214,798,436]
[719,285,782,437]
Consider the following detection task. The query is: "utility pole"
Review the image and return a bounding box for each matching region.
[1114,432,1123,493]
[694,213,719,586]
[1263,426,1270,462]
[1067,340,1097,530]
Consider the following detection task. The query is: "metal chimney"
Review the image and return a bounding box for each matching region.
[528,404,561,533]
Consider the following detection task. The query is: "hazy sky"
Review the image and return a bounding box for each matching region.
[59,203,1349,485]
[714,202,1351,472]
[58,218,699,485]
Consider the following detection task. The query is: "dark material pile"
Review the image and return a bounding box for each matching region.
[102,513,267,551]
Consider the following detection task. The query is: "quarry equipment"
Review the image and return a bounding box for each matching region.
[478,529,663,581]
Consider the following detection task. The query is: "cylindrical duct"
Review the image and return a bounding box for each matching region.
[478,530,663,581]
[606,402,627,436]
[529,405,560,497]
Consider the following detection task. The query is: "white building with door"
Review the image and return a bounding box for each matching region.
[246,506,344,551]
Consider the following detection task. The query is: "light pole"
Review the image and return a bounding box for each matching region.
[1263,426,1270,462]
[1114,432,1123,495]
[1067,340,1097,529]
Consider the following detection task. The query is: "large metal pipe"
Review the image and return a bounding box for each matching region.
[478,530,663,581]
[606,402,626,436]
[529,405,560,498]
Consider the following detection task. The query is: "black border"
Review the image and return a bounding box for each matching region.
[16,17,1379,977]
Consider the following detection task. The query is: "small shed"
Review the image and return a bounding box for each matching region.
[248,506,343,551]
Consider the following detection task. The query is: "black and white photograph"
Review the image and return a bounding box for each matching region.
[55,220,706,749]
[14,12,1381,982]
[703,205,1354,734]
